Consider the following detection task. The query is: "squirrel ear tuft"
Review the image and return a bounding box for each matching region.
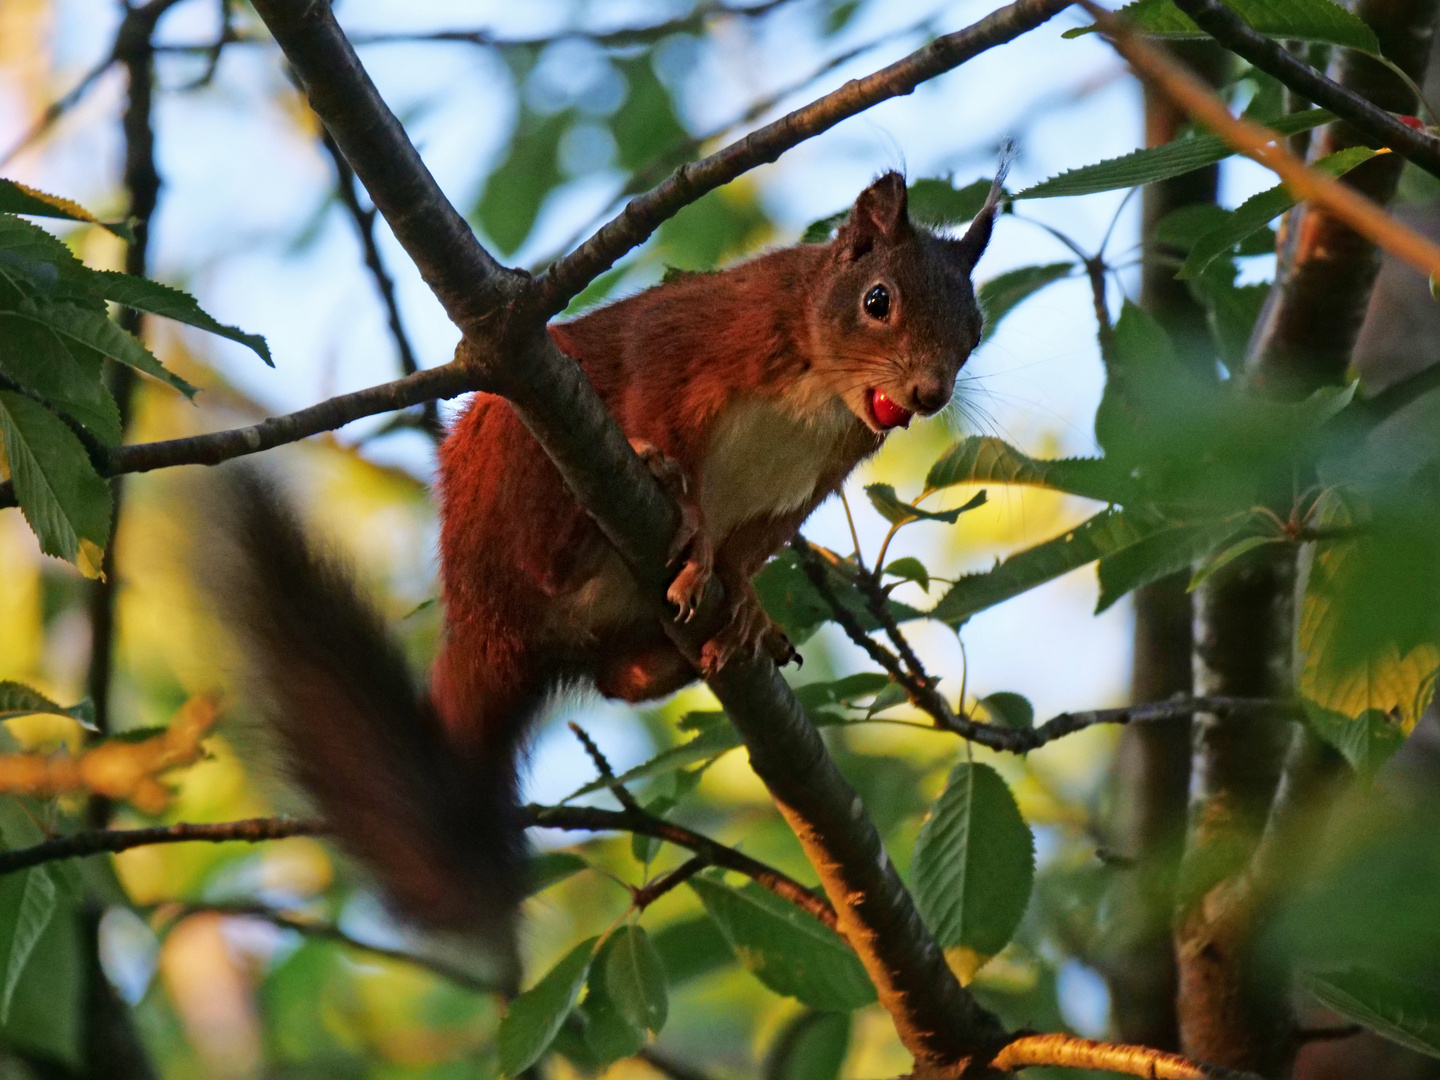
[835,171,908,261]
[948,141,1014,272]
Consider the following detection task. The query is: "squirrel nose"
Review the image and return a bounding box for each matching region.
[909,377,952,415]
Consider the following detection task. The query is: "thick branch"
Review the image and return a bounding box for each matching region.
[989,1033,1262,1079]
[1167,0,1440,178]
[525,804,836,929]
[532,0,1074,317]
[0,818,324,876]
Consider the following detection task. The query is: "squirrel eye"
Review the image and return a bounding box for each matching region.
[863,284,891,321]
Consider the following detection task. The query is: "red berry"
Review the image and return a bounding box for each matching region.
[1398,115,1426,130]
[870,389,913,430]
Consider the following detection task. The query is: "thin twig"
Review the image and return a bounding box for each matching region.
[0,818,325,876]
[569,721,642,813]
[525,803,836,929]
[0,55,118,168]
[632,854,709,910]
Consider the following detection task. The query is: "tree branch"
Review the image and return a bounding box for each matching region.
[524,804,836,929]
[0,54,118,168]
[531,0,1075,317]
[1166,0,1440,179]
[0,818,324,876]
[988,1033,1263,1078]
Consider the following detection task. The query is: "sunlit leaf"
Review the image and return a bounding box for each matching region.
[92,271,271,365]
[0,180,132,240]
[866,482,985,525]
[1014,109,1331,200]
[978,262,1074,341]
[0,682,95,727]
[1096,517,1244,612]
[911,762,1034,962]
[884,556,930,592]
[606,925,668,1034]
[1308,969,1440,1059]
[925,436,1123,503]
[0,391,111,572]
[498,936,598,1077]
[689,876,875,1011]
[929,507,1166,627]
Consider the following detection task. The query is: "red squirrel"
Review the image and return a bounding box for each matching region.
[214,168,1004,953]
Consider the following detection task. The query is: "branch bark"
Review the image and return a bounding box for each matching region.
[0,818,325,876]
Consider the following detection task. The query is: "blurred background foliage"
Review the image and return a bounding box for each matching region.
[2,0,1440,1078]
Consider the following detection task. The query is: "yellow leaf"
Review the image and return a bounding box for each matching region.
[75,538,106,580]
[944,945,986,985]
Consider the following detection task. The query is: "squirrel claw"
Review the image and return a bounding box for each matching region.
[631,439,715,619]
[699,583,796,677]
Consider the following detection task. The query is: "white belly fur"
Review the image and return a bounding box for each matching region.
[700,395,854,540]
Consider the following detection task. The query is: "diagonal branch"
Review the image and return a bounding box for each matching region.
[531,0,1075,317]
[1166,0,1440,178]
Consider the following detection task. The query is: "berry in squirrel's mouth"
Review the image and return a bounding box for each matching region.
[868,388,913,430]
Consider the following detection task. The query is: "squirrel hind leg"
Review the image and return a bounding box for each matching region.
[196,466,529,973]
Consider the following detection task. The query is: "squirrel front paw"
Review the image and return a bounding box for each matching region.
[699,579,799,677]
[630,440,712,621]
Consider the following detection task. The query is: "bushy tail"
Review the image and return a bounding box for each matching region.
[200,467,527,952]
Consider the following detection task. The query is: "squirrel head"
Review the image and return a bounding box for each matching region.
[809,170,1000,434]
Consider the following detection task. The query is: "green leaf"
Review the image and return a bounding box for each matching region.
[1303,701,1407,773]
[884,556,930,592]
[92,271,271,366]
[605,925,668,1034]
[801,211,848,244]
[1307,969,1440,1058]
[14,301,197,397]
[907,178,995,226]
[526,852,587,897]
[978,262,1074,341]
[0,682,95,726]
[650,915,734,986]
[866,483,986,526]
[0,216,105,310]
[632,795,675,864]
[0,391,111,573]
[1074,0,1381,51]
[754,547,926,646]
[929,507,1165,627]
[476,109,570,257]
[1186,260,1271,374]
[0,867,54,1024]
[0,312,120,443]
[1189,534,1285,591]
[979,692,1034,729]
[793,673,894,712]
[1178,147,1380,279]
[1096,518,1245,613]
[578,969,645,1065]
[498,936,598,1076]
[688,876,875,1011]
[766,1011,852,1080]
[1013,109,1331,200]
[925,436,1124,503]
[911,762,1035,959]
[0,180,132,240]
[867,682,909,717]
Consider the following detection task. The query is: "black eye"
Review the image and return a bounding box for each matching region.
[863,284,890,322]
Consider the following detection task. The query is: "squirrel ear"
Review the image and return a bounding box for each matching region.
[835,172,908,261]
[948,141,1014,271]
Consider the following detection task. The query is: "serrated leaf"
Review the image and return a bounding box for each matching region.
[929,507,1165,627]
[754,547,926,646]
[793,673,894,711]
[526,852,587,897]
[0,181,132,240]
[498,936,598,1077]
[632,795,675,864]
[884,556,930,592]
[911,762,1034,960]
[1096,518,1245,613]
[866,482,985,526]
[1014,109,1331,199]
[0,682,94,726]
[0,867,55,1024]
[606,925,668,1034]
[0,391,111,571]
[1189,534,1285,591]
[978,262,1074,341]
[0,216,105,310]
[689,876,875,1011]
[14,301,197,397]
[1308,970,1440,1058]
[1178,147,1380,279]
[907,178,995,226]
[0,313,120,443]
[925,436,1124,503]
[1072,0,1380,51]
[979,692,1033,729]
[867,682,909,717]
[92,271,271,366]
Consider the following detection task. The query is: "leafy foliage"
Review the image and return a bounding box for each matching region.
[1084,0,1381,50]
